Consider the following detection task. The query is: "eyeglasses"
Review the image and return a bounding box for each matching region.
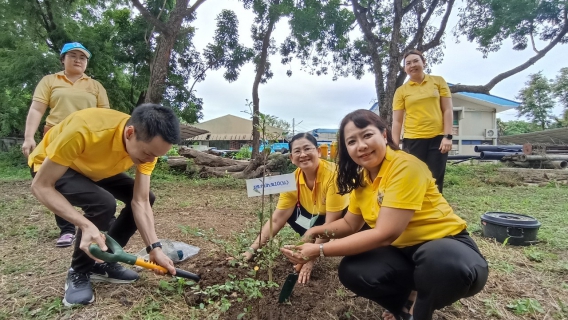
[292,146,316,156]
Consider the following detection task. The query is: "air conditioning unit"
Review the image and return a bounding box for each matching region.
[485,128,498,139]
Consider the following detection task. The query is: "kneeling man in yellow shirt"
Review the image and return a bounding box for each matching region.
[28,104,179,306]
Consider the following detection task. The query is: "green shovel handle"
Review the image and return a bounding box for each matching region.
[88,233,138,265]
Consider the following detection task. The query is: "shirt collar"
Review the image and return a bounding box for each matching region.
[55,71,90,80]
[297,160,323,185]
[362,146,396,188]
[408,74,430,86]
[112,117,130,152]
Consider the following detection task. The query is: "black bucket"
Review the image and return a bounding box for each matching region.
[480,212,541,246]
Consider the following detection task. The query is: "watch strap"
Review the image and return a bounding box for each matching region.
[146,241,162,254]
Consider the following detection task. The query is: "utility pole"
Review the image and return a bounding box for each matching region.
[292,118,303,136]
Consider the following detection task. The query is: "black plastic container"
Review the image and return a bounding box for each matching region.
[480,212,541,246]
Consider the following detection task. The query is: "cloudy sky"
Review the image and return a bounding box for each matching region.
[189,0,566,131]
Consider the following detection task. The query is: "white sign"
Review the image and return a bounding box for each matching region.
[245,173,296,197]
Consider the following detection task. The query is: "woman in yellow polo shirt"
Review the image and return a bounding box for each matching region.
[392,49,453,193]
[281,110,488,320]
[241,133,349,284]
[21,42,110,247]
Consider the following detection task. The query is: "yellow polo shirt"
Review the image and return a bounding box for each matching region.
[33,72,110,126]
[277,159,349,215]
[393,74,451,139]
[29,108,157,181]
[348,147,466,247]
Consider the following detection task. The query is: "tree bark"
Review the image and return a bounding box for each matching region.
[251,16,278,159]
[131,0,207,104]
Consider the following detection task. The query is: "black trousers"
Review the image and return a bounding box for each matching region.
[403,135,449,193]
[32,168,155,273]
[338,231,488,320]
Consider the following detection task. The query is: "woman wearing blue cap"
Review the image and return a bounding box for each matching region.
[21,42,110,247]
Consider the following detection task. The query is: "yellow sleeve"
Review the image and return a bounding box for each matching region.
[276,190,297,210]
[136,158,158,176]
[324,176,349,212]
[45,126,87,167]
[347,192,362,215]
[437,76,451,98]
[32,75,52,105]
[392,86,406,111]
[95,81,110,109]
[381,159,428,211]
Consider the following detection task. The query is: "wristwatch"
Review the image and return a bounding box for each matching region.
[146,241,163,254]
[319,244,325,258]
[443,134,453,140]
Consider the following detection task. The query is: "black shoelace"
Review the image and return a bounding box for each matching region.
[70,271,90,286]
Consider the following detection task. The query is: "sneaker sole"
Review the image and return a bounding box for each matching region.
[90,274,138,284]
[63,282,94,307]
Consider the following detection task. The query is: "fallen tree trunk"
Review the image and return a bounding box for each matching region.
[176,147,291,179]
[167,156,188,170]
[179,146,248,167]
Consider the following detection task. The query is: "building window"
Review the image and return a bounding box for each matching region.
[453,111,460,125]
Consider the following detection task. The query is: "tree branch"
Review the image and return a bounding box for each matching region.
[402,0,421,15]
[183,0,208,18]
[404,0,440,52]
[131,0,170,36]
[419,0,455,52]
[351,0,383,48]
[451,18,568,94]
[530,30,540,54]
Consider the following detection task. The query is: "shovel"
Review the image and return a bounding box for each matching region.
[89,233,200,282]
[278,264,302,303]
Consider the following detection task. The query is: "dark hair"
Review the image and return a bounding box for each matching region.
[288,132,318,151]
[127,103,180,144]
[336,109,400,195]
[403,49,426,64]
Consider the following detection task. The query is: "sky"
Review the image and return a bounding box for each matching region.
[189,0,566,132]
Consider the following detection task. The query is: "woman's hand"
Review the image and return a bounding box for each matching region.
[150,248,176,276]
[21,138,37,158]
[297,260,315,284]
[280,243,319,265]
[439,137,452,154]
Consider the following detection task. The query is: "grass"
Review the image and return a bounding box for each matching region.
[1,156,568,319]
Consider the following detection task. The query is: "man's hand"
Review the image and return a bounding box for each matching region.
[439,137,452,154]
[79,225,106,263]
[21,138,37,158]
[150,248,176,275]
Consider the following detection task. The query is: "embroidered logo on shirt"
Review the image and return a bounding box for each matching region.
[377,192,384,206]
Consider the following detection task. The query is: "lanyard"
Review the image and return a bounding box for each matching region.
[296,165,319,209]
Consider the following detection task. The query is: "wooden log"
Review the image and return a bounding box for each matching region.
[179,146,248,167]
[167,157,188,170]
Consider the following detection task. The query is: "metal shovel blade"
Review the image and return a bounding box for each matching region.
[278,265,302,303]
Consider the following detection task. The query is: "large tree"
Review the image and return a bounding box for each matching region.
[516,72,555,130]
[282,0,568,125]
[131,0,206,104]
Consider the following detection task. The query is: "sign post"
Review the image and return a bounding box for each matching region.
[245,173,296,197]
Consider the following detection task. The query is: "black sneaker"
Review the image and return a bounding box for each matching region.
[90,262,139,284]
[63,269,94,307]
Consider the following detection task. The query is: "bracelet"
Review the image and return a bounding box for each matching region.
[319,244,325,258]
